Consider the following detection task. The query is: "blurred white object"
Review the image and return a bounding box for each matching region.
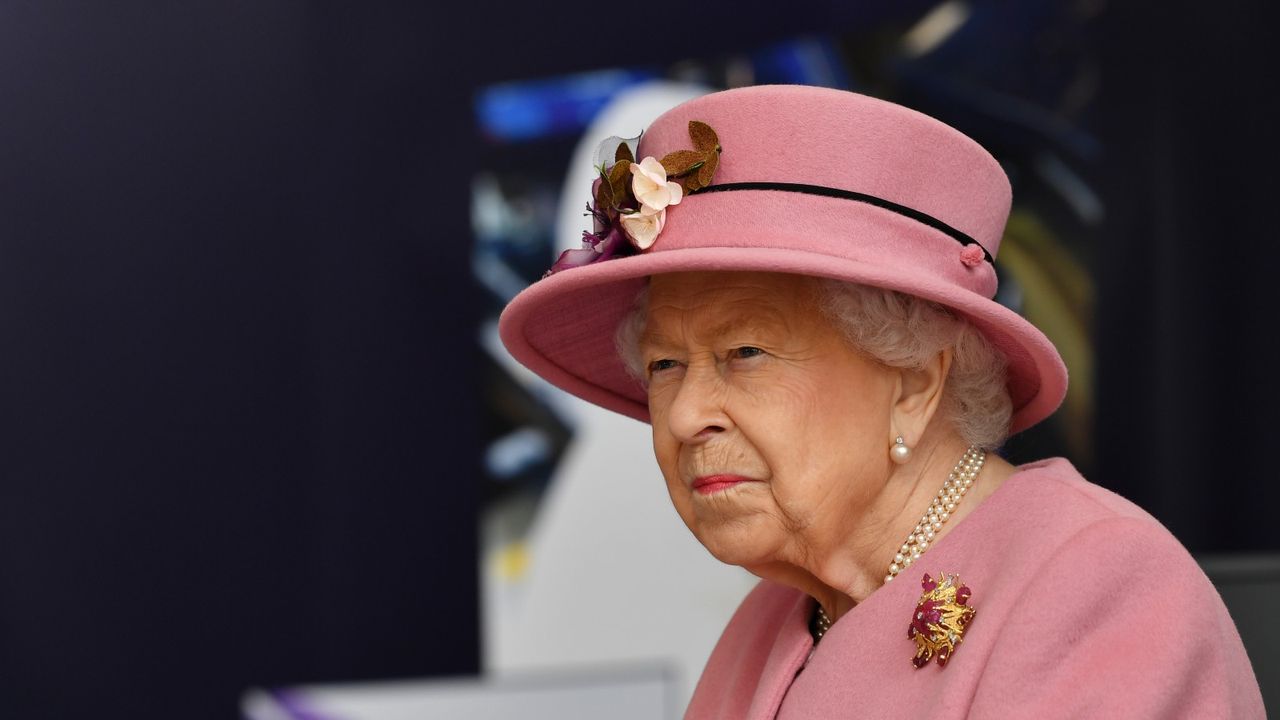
[484,80,758,712]
[243,664,671,720]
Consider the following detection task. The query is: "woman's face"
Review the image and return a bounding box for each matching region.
[642,271,899,570]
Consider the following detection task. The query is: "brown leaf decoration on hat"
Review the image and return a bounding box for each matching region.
[614,141,635,165]
[594,168,614,212]
[659,150,705,178]
[689,121,719,153]
[607,159,632,210]
[680,120,722,192]
[695,150,719,189]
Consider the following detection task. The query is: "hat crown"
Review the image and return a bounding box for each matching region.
[636,85,1011,260]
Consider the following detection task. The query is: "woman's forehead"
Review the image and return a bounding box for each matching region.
[641,272,825,343]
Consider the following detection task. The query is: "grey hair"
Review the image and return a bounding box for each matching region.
[615,285,652,381]
[814,279,1011,449]
[614,278,1012,449]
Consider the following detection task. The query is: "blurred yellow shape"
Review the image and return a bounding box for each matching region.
[497,541,531,581]
[999,210,1095,464]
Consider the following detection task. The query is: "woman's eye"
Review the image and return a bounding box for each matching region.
[731,346,765,360]
[648,358,679,374]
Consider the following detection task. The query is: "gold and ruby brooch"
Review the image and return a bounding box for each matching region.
[909,572,976,668]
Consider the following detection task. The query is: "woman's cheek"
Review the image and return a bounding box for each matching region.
[646,379,678,418]
[735,369,816,417]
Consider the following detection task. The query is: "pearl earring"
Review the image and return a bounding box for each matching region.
[891,435,911,464]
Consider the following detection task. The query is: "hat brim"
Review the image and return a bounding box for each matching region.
[499,195,1067,436]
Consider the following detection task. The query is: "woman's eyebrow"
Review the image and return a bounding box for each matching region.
[638,328,686,354]
[703,309,788,341]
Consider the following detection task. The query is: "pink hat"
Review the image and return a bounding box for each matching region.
[499,85,1067,435]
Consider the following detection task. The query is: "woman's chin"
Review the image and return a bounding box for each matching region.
[693,523,779,568]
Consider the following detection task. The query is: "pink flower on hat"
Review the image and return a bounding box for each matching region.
[619,208,666,250]
[542,121,721,277]
[630,157,683,215]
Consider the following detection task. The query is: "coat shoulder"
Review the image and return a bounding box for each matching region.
[983,457,1190,573]
[967,457,1266,718]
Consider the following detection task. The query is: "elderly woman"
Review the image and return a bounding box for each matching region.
[499,86,1263,718]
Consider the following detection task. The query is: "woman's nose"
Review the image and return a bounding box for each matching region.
[665,362,732,443]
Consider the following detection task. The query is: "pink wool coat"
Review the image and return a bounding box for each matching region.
[685,458,1265,719]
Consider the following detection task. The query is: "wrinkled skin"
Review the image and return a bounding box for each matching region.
[639,271,1016,618]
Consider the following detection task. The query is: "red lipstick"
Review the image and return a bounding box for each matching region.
[691,474,756,495]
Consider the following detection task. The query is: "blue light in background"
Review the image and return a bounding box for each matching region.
[476,68,662,143]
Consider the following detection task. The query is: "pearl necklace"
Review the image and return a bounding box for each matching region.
[812,446,986,639]
[813,602,834,641]
[885,445,985,583]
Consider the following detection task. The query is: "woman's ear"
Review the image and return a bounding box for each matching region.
[890,347,953,444]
